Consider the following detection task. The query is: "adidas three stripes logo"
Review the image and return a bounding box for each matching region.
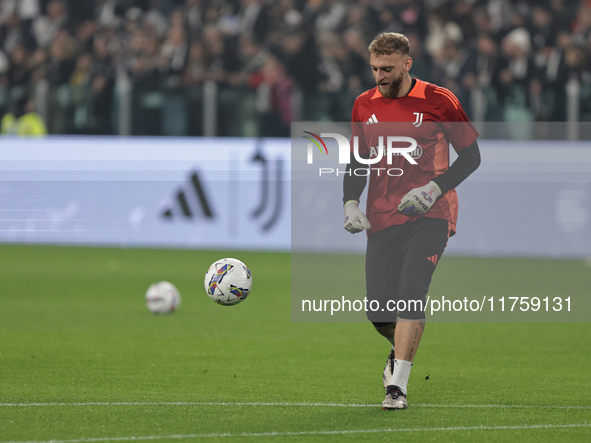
[366,114,379,124]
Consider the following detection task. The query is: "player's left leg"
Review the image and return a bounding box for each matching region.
[382,217,449,410]
[382,319,425,409]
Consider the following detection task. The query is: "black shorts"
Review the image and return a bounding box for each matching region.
[365,217,450,323]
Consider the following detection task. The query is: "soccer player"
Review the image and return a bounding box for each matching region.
[342,32,481,410]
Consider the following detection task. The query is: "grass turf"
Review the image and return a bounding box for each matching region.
[0,244,590,442]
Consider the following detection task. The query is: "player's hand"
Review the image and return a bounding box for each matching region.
[398,181,442,216]
[344,200,371,233]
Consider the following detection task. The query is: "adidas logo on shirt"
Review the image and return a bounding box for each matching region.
[366,114,378,125]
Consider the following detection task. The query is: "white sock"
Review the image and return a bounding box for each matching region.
[388,359,413,395]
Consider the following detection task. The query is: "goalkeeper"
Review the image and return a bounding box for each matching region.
[343,32,481,410]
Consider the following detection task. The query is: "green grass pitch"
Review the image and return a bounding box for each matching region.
[0,244,590,442]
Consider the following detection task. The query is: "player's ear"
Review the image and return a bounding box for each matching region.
[405,56,413,73]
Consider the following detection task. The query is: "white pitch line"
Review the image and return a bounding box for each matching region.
[418,403,591,410]
[0,401,590,409]
[3,423,591,443]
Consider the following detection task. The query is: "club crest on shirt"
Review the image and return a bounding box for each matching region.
[412,112,424,127]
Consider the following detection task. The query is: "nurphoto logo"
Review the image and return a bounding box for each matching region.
[303,131,420,177]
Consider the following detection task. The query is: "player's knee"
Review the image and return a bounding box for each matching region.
[393,295,426,319]
[371,321,395,328]
[366,307,397,325]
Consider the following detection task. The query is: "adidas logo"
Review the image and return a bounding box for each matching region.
[161,171,214,220]
[427,255,438,266]
[366,114,378,125]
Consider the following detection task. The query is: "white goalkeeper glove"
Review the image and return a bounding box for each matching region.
[398,181,442,217]
[344,200,371,234]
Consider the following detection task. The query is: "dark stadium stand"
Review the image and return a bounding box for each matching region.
[0,0,589,136]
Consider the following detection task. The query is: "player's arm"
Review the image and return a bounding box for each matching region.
[343,155,367,204]
[343,101,372,233]
[432,140,481,194]
[398,140,481,216]
[431,87,481,194]
[343,156,371,233]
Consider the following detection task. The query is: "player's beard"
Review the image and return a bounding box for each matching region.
[377,71,404,99]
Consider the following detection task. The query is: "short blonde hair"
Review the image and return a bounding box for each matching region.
[368,33,410,57]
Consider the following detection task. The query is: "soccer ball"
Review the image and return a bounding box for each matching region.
[204,258,252,306]
[145,281,181,314]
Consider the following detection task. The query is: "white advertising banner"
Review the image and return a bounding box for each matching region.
[0,137,290,250]
[1,136,590,258]
[448,140,591,258]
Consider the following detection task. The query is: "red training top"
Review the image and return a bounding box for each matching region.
[351,79,479,235]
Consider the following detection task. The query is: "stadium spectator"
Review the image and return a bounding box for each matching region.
[280,27,323,94]
[201,25,239,84]
[1,12,37,53]
[75,20,99,55]
[236,0,271,45]
[129,31,160,88]
[342,27,375,90]
[529,5,555,51]
[95,0,126,29]
[315,0,347,35]
[249,53,293,137]
[28,45,48,83]
[492,27,536,127]
[89,34,115,135]
[318,32,345,94]
[158,22,188,85]
[45,28,76,88]
[0,0,40,25]
[549,0,577,34]
[182,39,207,86]
[405,31,434,87]
[1,93,47,136]
[531,30,570,122]
[6,43,32,88]
[32,0,69,48]
[182,0,204,40]
[68,52,93,133]
[460,32,502,120]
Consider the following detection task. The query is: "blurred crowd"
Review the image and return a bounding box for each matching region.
[0,0,590,136]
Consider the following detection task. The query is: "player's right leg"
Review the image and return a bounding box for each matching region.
[365,225,404,393]
[373,322,396,389]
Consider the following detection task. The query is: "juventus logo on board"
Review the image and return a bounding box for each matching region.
[251,148,283,232]
[412,112,424,127]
